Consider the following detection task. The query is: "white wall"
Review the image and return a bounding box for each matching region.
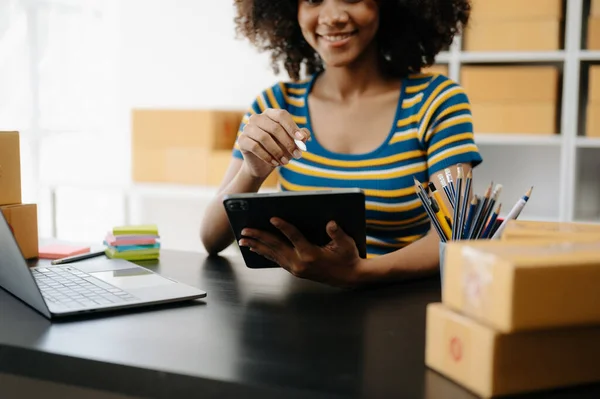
[118,0,279,111]
[112,0,283,252]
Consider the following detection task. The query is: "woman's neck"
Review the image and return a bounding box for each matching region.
[315,45,396,102]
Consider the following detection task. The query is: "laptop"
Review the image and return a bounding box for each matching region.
[0,213,207,319]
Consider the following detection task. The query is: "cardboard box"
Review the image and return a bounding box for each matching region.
[593,0,600,17]
[461,66,559,103]
[133,148,278,187]
[131,109,279,187]
[589,17,600,50]
[0,131,22,206]
[590,66,600,103]
[500,220,600,241]
[463,19,561,51]
[587,104,600,137]
[132,109,245,151]
[470,0,563,20]
[442,240,600,332]
[0,204,39,260]
[425,303,600,398]
[471,103,557,134]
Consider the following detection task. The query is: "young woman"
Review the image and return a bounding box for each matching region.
[200,0,482,288]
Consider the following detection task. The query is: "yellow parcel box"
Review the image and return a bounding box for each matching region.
[425,303,600,398]
[442,240,600,332]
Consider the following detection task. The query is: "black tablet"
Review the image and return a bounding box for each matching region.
[223,189,367,268]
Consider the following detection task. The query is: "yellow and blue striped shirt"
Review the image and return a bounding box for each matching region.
[233,73,483,258]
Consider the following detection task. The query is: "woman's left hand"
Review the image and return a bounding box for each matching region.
[239,218,365,288]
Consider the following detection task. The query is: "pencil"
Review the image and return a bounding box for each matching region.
[468,182,493,239]
[462,196,478,239]
[437,173,455,209]
[445,168,456,203]
[429,195,453,240]
[414,178,447,242]
[491,187,533,240]
[457,168,471,240]
[474,184,503,239]
[451,166,463,240]
[51,249,106,265]
[481,203,502,239]
[428,182,452,222]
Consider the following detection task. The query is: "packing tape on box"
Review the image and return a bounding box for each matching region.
[461,246,495,316]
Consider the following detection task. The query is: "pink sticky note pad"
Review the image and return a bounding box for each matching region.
[38,244,91,260]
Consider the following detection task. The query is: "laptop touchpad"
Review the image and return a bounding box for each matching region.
[89,268,175,290]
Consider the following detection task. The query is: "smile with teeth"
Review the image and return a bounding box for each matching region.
[319,32,356,42]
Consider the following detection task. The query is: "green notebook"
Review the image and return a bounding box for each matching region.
[112,224,159,236]
[105,247,159,260]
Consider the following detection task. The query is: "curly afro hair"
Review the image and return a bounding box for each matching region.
[234,0,471,81]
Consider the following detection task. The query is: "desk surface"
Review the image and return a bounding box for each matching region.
[1,250,599,399]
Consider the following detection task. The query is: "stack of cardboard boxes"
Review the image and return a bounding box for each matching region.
[461,65,559,135]
[131,109,278,188]
[426,220,600,397]
[589,0,600,50]
[463,0,563,51]
[0,131,39,259]
[588,66,600,137]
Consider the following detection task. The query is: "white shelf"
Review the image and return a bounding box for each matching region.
[579,51,600,61]
[128,182,277,199]
[460,51,566,63]
[475,134,562,146]
[436,51,451,63]
[576,137,600,148]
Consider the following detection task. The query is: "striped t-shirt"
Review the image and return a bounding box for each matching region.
[232,73,483,258]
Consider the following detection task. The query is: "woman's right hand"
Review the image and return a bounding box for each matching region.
[237,108,310,179]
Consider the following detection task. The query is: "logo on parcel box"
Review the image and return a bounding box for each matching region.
[449,336,463,362]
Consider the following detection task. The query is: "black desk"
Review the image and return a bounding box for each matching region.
[0,250,599,398]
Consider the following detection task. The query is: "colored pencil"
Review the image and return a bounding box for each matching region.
[462,196,479,239]
[428,182,452,222]
[414,178,447,242]
[468,182,493,239]
[457,168,472,240]
[481,204,502,239]
[451,165,463,240]
[474,184,503,239]
[437,173,455,209]
[445,168,456,203]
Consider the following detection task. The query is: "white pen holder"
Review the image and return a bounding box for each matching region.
[439,241,446,288]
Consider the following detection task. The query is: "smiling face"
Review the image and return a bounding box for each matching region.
[298,0,380,68]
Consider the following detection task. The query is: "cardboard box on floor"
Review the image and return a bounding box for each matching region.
[442,240,600,333]
[1,204,39,259]
[0,132,22,206]
[425,303,600,398]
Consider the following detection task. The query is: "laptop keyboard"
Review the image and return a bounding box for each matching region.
[32,266,138,309]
